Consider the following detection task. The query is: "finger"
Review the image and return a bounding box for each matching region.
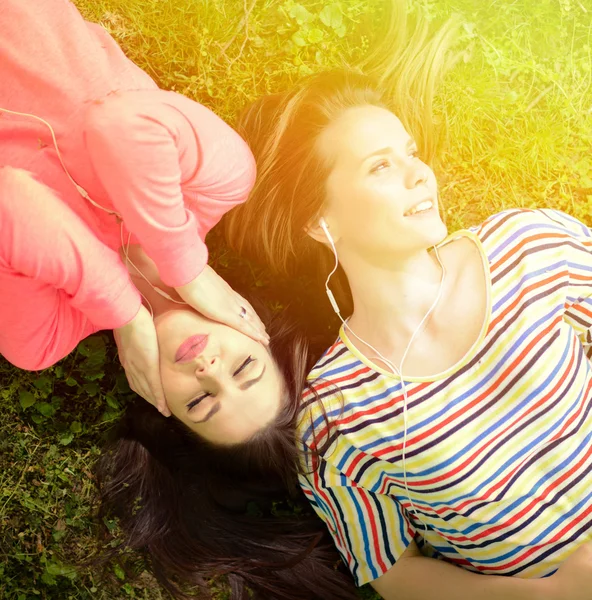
[135,378,170,417]
[127,372,158,408]
[237,297,268,334]
[235,299,269,342]
[151,378,171,417]
[231,311,270,345]
[125,373,141,396]
[131,376,154,405]
[146,373,170,417]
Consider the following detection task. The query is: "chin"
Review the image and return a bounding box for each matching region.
[430,219,448,243]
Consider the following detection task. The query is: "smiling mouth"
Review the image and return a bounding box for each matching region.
[404,199,434,217]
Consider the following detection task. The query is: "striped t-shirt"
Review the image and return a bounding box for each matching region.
[297,209,592,586]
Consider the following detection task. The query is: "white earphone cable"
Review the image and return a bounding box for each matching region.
[1,107,187,312]
[321,219,446,530]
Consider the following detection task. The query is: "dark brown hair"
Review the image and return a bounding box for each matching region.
[96,314,356,600]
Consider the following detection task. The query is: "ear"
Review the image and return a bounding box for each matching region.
[305,217,341,246]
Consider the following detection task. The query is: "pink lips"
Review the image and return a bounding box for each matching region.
[175,334,209,363]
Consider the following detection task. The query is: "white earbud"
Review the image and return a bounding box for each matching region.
[318,212,446,533]
[318,218,342,315]
[319,217,334,244]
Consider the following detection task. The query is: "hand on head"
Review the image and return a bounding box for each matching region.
[114,261,270,420]
[113,304,170,416]
[175,265,270,346]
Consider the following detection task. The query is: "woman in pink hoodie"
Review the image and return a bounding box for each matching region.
[0,0,268,414]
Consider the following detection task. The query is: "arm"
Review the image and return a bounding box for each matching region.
[0,167,141,330]
[83,91,256,288]
[301,466,545,599]
[372,541,548,600]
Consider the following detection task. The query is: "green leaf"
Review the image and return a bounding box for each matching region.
[65,377,78,387]
[307,28,324,44]
[319,3,343,29]
[35,402,56,418]
[70,421,82,434]
[31,413,45,425]
[335,24,347,38]
[77,336,106,358]
[19,391,36,410]
[101,410,119,423]
[113,563,126,581]
[52,529,66,542]
[59,432,74,446]
[103,517,118,532]
[105,394,120,410]
[33,376,53,397]
[82,382,100,397]
[292,30,307,47]
[41,571,57,586]
[288,4,314,25]
[44,560,77,580]
[78,335,107,375]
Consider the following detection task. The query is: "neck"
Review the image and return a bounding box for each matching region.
[339,247,445,348]
[131,274,181,317]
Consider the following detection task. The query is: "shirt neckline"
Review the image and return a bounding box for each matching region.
[338,229,492,382]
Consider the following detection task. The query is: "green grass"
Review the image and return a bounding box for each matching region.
[1,0,591,598]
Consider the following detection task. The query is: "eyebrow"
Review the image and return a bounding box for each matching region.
[193,401,222,424]
[239,364,266,391]
[190,365,267,423]
[362,138,416,161]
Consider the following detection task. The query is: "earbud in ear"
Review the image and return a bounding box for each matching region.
[319,217,334,245]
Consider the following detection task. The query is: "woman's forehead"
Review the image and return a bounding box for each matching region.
[317,105,407,164]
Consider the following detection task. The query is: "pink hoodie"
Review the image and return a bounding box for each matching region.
[0,0,256,369]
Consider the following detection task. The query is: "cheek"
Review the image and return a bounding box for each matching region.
[340,181,404,232]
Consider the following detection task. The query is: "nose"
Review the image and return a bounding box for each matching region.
[405,160,429,190]
[193,354,219,377]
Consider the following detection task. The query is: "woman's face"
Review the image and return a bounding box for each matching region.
[154,308,284,445]
[316,104,446,263]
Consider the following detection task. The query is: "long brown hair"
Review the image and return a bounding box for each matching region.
[222,0,459,280]
[96,312,356,600]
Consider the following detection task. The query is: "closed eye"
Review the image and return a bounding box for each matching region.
[186,356,255,411]
[233,355,255,376]
[187,391,210,411]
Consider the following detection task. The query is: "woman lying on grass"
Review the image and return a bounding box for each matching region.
[98,252,357,600]
[0,0,267,415]
[100,2,592,599]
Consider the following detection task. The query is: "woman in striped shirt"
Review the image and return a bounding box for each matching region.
[221,9,592,600]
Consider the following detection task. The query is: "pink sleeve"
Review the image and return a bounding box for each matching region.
[0,167,142,331]
[82,92,256,288]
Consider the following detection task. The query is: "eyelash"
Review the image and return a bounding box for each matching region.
[370,159,390,174]
[370,151,419,174]
[187,355,255,410]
